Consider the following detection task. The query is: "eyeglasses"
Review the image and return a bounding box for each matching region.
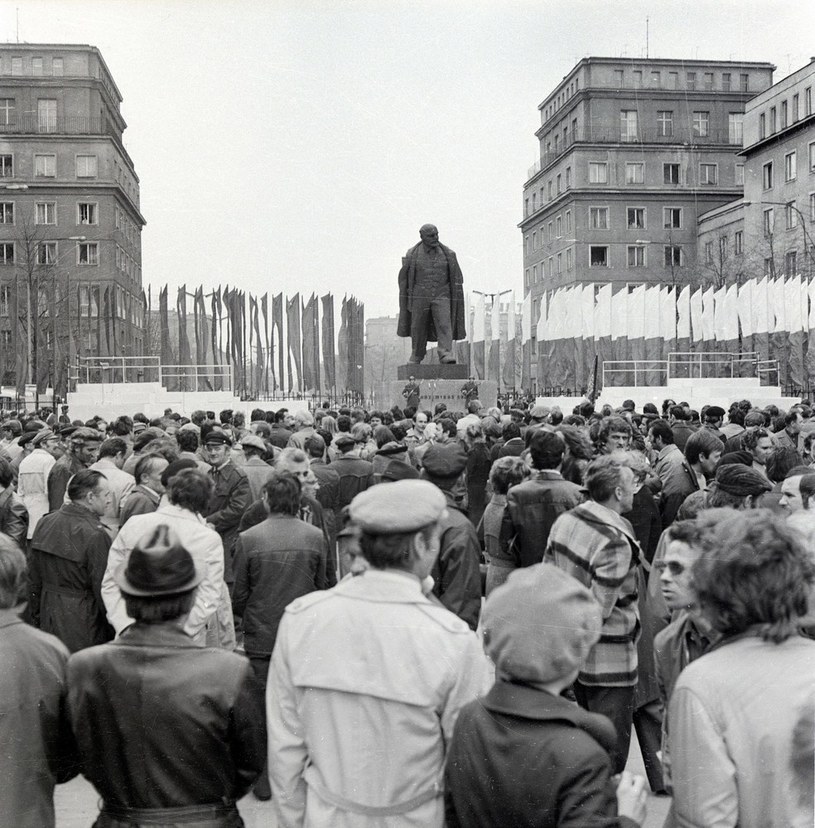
[655,560,686,576]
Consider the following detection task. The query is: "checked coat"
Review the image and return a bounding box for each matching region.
[544,500,641,688]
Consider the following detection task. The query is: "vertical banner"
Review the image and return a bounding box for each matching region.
[252,295,264,396]
[488,295,501,383]
[520,292,532,392]
[286,293,302,392]
[337,295,348,394]
[354,297,365,397]
[321,293,336,394]
[301,293,317,392]
[176,286,192,392]
[261,293,271,394]
[501,291,516,391]
[594,284,612,392]
[272,293,284,393]
[211,287,222,391]
[472,293,486,380]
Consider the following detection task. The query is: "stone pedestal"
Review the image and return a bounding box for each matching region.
[396,363,469,380]
[390,367,497,412]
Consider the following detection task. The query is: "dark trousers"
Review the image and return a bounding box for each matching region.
[634,699,666,792]
[573,681,635,774]
[410,292,453,360]
[249,654,272,798]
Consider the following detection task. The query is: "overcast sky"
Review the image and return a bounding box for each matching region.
[2,0,813,320]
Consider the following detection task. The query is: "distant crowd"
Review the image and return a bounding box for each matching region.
[1,393,813,828]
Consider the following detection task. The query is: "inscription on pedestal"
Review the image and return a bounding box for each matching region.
[397,363,469,380]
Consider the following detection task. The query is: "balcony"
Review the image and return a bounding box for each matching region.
[0,114,120,139]
[530,127,743,179]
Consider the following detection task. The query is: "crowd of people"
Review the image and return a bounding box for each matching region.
[1,394,814,827]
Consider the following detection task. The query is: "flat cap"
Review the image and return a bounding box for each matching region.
[178,422,200,434]
[380,459,420,482]
[529,404,550,420]
[240,433,266,451]
[59,425,78,438]
[421,442,468,479]
[203,429,232,446]
[349,479,446,533]
[17,432,37,449]
[376,441,408,457]
[706,406,726,419]
[714,463,772,496]
[334,433,356,450]
[32,428,57,447]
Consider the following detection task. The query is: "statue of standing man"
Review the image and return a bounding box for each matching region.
[397,224,466,365]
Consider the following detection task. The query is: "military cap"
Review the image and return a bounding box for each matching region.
[59,424,78,438]
[203,429,232,446]
[376,441,409,457]
[349,479,446,534]
[420,442,468,479]
[706,405,726,419]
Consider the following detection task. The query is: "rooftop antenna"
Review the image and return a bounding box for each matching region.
[646,17,649,59]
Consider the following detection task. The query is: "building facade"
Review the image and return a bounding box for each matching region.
[521,57,775,309]
[0,43,145,389]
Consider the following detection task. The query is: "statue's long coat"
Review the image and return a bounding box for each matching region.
[397,242,467,342]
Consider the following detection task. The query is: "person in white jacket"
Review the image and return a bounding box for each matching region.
[101,467,234,649]
[17,429,62,541]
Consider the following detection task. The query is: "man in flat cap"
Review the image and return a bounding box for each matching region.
[267,479,490,827]
[17,429,62,542]
[706,461,772,510]
[67,524,264,826]
[421,442,483,630]
[398,224,466,365]
[47,426,102,512]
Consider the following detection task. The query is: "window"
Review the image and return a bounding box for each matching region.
[728,113,743,145]
[547,222,553,242]
[735,163,745,185]
[34,154,55,177]
[769,106,777,133]
[0,285,8,316]
[0,98,15,125]
[763,161,773,189]
[704,72,714,90]
[722,72,731,91]
[524,198,529,216]
[37,241,56,265]
[557,252,563,274]
[793,94,800,122]
[32,57,43,76]
[699,163,718,184]
[0,155,12,178]
[620,110,638,141]
[565,209,572,233]
[76,155,98,178]
[810,193,815,222]
[810,142,815,172]
[705,241,714,264]
[781,100,788,129]
[565,166,571,188]
[786,251,798,274]
[763,207,774,236]
[590,246,608,267]
[719,236,728,258]
[0,243,13,264]
[532,193,537,212]
[532,230,537,250]
[669,71,679,89]
[651,70,660,86]
[524,268,530,290]
[0,202,12,224]
[52,57,63,77]
[35,202,56,225]
[807,87,813,116]
[686,72,696,90]
[627,245,646,267]
[627,207,645,229]
[0,330,9,348]
[625,162,644,184]
[786,202,798,229]
[764,258,775,277]
[692,111,709,137]
[664,163,680,184]
[556,173,562,194]
[588,162,607,184]
[589,207,609,229]
[532,265,538,284]
[566,247,573,271]
[525,235,531,255]
[664,246,682,267]
[785,151,797,181]
[78,242,99,266]
[555,215,562,237]
[735,230,744,255]
[664,207,682,228]
[77,202,98,225]
[37,99,56,132]
[657,110,673,137]
[740,73,749,91]
[11,58,21,76]
[759,113,766,139]
[547,180,553,200]
[633,70,642,87]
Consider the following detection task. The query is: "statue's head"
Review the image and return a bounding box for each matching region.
[419,224,439,248]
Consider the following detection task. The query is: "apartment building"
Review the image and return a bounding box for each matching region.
[0,43,145,386]
[521,56,775,309]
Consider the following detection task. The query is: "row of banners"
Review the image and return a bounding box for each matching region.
[155,287,365,397]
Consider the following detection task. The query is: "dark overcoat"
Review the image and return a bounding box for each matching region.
[397,241,466,341]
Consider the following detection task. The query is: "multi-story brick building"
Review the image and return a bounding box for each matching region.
[0,43,145,388]
[521,57,775,312]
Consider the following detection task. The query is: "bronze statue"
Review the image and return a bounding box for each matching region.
[397,224,466,364]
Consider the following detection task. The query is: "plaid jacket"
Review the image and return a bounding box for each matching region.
[544,500,641,687]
